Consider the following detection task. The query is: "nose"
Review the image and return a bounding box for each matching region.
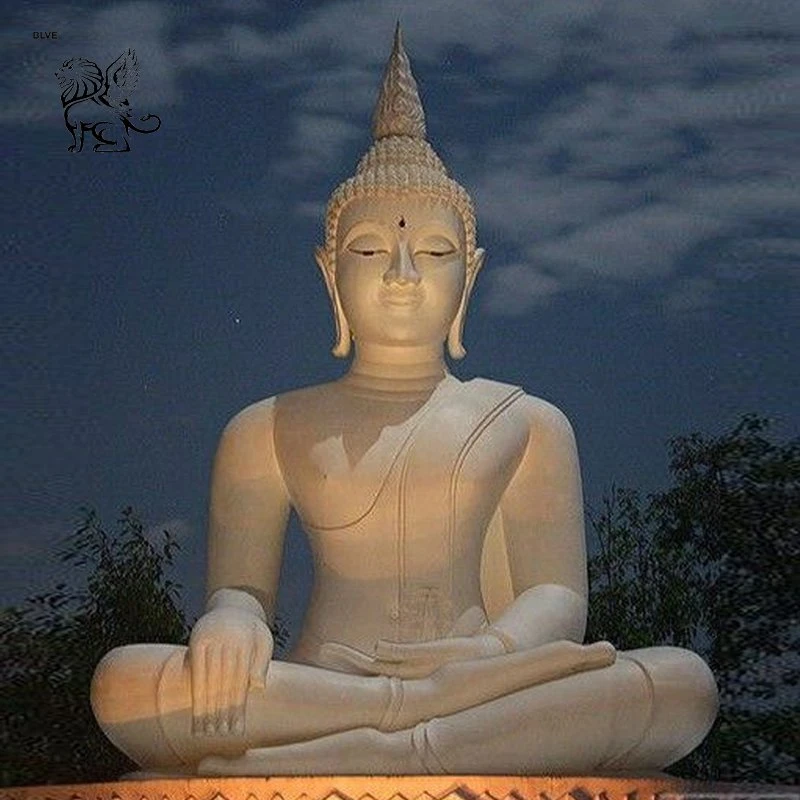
[383,241,421,286]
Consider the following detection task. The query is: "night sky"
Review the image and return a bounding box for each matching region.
[3,1,798,641]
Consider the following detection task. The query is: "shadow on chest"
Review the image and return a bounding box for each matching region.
[274,387,527,530]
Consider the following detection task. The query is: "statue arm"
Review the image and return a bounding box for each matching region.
[486,396,589,652]
[206,397,291,621]
[188,398,291,736]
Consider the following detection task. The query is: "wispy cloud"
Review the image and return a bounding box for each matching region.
[5,0,795,316]
[663,276,719,316]
[242,0,799,316]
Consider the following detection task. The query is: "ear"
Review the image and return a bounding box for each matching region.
[447,247,485,360]
[315,246,351,358]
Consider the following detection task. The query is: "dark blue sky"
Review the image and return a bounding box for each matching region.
[3,1,798,637]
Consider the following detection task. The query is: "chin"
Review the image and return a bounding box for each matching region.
[374,328,447,347]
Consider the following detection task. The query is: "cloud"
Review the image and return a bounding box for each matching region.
[88,2,177,105]
[459,2,800,315]
[273,112,362,182]
[226,0,796,315]
[534,205,727,281]
[4,0,795,317]
[213,0,267,13]
[663,276,718,315]
[485,263,562,316]
[713,237,800,283]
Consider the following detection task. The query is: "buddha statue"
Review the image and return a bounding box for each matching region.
[91,27,718,777]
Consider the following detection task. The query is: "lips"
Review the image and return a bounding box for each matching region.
[380,287,423,307]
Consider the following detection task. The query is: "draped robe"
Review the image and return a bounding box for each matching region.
[273,376,528,664]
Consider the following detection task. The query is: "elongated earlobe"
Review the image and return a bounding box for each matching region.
[315,246,351,358]
[448,248,485,359]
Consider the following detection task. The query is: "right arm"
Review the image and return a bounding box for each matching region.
[190,398,291,736]
[206,397,290,618]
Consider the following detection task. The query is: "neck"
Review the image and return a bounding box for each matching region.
[342,342,450,395]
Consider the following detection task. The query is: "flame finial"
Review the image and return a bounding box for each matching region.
[372,22,426,140]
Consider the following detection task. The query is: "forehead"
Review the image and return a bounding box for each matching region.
[337,194,464,238]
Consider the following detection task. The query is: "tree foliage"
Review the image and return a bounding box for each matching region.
[0,508,189,786]
[587,415,799,784]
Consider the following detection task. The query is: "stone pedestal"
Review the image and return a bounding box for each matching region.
[2,776,796,800]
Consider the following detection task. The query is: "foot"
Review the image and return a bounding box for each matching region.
[199,727,421,776]
[393,639,616,730]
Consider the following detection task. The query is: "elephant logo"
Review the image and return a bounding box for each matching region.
[55,49,161,152]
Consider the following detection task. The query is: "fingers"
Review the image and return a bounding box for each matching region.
[189,609,273,739]
[218,645,234,734]
[231,646,247,735]
[320,638,470,680]
[318,642,381,674]
[190,639,206,736]
[585,640,617,668]
[191,639,254,736]
[447,605,489,637]
[373,640,448,679]
[375,637,465,664]
[373,639,406,662]
[318,641,431,678]
[374,638,446,662]
[249,623,272,689]
[207,643,223,735]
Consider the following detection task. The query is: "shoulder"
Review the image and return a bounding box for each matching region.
[213,396,287,487]
[499,392,584,520]
[214,396,285,468]
[468,378,576,442]
[510,393,580,476]
[222,395,279,439]
[517,393,576,440]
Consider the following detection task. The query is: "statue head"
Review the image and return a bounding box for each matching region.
[315,24,485,359]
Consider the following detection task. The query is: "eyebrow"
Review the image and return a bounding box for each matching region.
[340,217,463,244]
[341,220,390,245]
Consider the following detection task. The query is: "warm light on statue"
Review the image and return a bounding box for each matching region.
[90,25,718,777]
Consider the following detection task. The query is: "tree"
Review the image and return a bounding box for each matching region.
[587,415,799,784]
[0,508,190,786]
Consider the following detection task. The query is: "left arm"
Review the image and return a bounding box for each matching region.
[479,395,588,652]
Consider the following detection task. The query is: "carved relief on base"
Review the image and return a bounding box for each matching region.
[2,776,797,800]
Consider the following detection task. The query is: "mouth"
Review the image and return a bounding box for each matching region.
[380,288,423,308]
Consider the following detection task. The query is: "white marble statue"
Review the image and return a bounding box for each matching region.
[91,26,718,776]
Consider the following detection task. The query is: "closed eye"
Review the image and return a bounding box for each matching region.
[416,247,456,257]
[349,248,389,256]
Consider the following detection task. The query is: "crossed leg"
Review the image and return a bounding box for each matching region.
[202,646,717,775]
[92,639,616,771]
[92,641,715,775]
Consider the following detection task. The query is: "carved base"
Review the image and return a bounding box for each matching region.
[2,775,797,800]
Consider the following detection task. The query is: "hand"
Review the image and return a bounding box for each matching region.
[188,605,272,736]
[318,606,503,679]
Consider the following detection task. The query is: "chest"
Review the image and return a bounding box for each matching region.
[274,385,527,532]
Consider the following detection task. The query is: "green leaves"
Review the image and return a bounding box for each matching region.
[0,508,189,786]
[588,487,703,651]
[587,415,799,784]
